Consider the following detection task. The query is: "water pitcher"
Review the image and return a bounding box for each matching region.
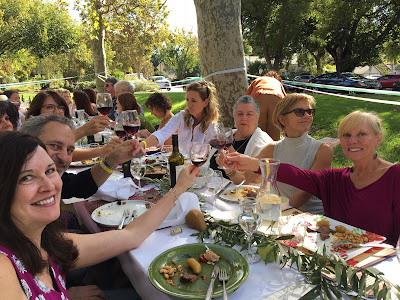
[256,159,281,221]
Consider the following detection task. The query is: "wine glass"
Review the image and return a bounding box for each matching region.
[114,114,127,139]
[206,170,224,211]
[208,123,226,153]
[96,93,113,116]
[130,158,146,196]
[219,128,236,170]
[122,110,141,139]
[396,235,400,263]
[190,142,211,167]
[238,197,262,264]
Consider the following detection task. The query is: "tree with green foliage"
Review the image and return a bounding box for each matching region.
[312,0,400,72]
[159,29,200,80]
[241,0,312,71]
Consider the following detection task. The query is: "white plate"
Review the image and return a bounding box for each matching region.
[219,185,259,203]
[279,213,387,261]
[91,200,154,227]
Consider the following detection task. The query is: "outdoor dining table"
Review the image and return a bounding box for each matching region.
[66,167,400,299]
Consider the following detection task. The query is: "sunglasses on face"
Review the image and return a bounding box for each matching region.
[42,104,65,112]
[283,108,316,117]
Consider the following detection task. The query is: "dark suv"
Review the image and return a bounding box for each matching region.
[309,72,382,90]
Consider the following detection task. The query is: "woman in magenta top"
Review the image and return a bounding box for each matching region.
[226,111,399,245]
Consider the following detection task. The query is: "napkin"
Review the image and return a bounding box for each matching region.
[158,192,200,229]
[88,177,156,202]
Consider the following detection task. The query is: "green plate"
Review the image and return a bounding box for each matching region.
[148,243,249,299]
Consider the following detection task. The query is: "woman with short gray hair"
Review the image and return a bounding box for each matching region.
[212,95,272,179]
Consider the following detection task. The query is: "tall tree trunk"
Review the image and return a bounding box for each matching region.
[194,0,248,127]
[91,13,107,93]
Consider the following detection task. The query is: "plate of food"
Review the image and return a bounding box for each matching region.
[91,200,154,227]
[148,243,249,299]
[70,159,97,167]
[219,185,259,203]
[278,212,386,261]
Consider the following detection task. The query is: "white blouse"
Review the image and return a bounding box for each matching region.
[152,110,215,155]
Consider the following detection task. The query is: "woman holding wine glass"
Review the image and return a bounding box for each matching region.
[138,81,219,155]
[116,93,155,134]
[212,95,273,179]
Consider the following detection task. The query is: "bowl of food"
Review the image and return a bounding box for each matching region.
[192,167,213,189]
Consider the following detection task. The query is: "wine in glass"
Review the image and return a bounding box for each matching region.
[114,114,127,139]
[96,93,113,116]
[207,170,224,211]
[219,128,236,170]
[238,198,262,264]
[190,142,211,167]
[122,110,141,139]
[130,158,146,196]
[208,123,226,151]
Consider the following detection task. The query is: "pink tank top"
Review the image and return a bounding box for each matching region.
[0,245,70,299]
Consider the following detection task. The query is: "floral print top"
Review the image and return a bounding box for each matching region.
[0,245,70,300]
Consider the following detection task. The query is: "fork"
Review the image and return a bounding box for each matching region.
[230,179,246,194]
[331,240,394,249]
[118,209,130,230]
[219,268,229,300]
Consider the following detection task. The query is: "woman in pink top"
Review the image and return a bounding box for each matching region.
[226,111,400,245]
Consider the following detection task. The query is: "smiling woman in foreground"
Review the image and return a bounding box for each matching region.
[0,131,198,299]
[227,111,400,245]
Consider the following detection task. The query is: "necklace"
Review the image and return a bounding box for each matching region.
[233,134,252,153]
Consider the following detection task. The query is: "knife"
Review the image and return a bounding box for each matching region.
[216,181,232,198]
[205,264,220,300]
[126,210,137,224]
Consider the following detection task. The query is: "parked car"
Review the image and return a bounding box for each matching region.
[182,77,202,90]
[377,74,400,88]
[392,80,400,91]
[149,76,171,91]
[294,75,315,82]
[309,72,382,91]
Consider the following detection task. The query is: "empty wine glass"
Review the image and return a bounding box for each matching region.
[130,157,146,196]
[114,114,126,139]
[160,145,173,164]
[96,93,113,116]
[122,110,141,139]
[190,142,211,168]
[396,235,400,263]
[207,170,224,211]
[238,198,262,264]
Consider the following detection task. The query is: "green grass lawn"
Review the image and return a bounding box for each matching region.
[21,90,400,167]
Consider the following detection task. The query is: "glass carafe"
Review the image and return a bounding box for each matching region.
[256,159,281,221]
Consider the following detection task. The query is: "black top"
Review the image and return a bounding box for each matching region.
[61,169,98,199]
[209,135,252,179]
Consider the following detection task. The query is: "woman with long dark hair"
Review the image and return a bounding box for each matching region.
[73,91,97,117]
[0,131,198,298]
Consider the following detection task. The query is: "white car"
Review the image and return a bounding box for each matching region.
[149,76,171,91]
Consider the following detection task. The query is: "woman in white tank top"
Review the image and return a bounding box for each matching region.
[244,93,333,214]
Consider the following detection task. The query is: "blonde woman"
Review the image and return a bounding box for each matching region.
[139,81,219,154]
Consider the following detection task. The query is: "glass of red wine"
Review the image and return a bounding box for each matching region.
[219,128,236,170]
[114,114,127,139]
[96,93,113,116]
[190,142,211,167]
[208,122,226,153]
[121,110,141,139]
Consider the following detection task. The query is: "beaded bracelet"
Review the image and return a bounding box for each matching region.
[226,170,236,177]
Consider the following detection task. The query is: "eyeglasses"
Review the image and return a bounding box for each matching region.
[41,104,65,112]
[283,108,316,117]
[104,84,112,88]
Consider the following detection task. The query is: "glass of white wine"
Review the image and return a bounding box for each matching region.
[130,157,146,196]
[238,197,262,264]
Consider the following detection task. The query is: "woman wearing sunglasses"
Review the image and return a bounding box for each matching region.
[221,93,333,214]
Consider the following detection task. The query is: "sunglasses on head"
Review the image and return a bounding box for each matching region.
[283,108,316,117]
